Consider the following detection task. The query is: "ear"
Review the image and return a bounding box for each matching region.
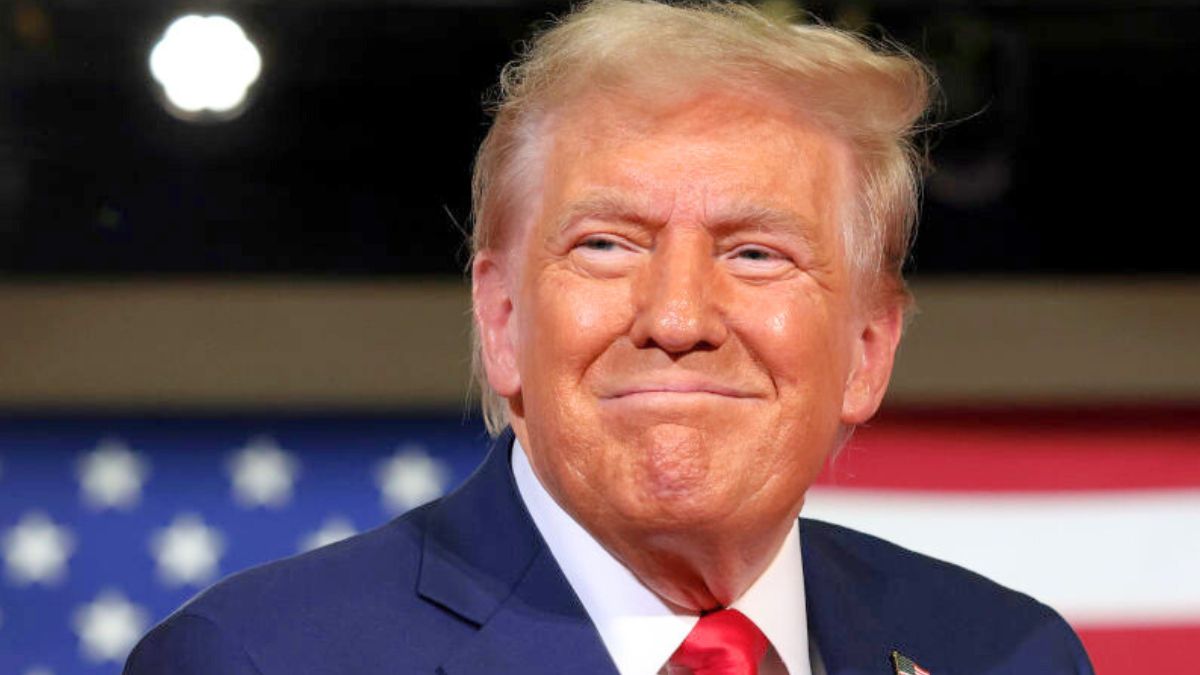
[472,251,522,398]
[841,300,905,425]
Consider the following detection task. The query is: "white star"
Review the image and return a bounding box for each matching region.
[375,444,450,513]
[2,511,75,586]
[227,435,300,508]
[149,513,225,587]
[72,589,149,664]
[77,438,150,510]
[298,516,358,553]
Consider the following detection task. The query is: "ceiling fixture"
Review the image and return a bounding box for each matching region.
[149,14,262,121]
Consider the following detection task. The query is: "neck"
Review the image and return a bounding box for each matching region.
[592,514,797,611]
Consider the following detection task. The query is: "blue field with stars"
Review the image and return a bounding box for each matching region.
[0,414,490,675]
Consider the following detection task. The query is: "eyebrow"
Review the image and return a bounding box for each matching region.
[705,200,816,238]
[555,190,821,251]
[553,191,663,237]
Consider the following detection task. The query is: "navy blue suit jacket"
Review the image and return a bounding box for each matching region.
[125,429,1094,674]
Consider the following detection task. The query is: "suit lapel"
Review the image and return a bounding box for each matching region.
[418,429,618,675]
[801,519,895,675]
[438,546,621,675]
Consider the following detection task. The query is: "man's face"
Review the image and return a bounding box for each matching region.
[476,88,900,556]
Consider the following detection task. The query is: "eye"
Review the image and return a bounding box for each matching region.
[569,234,641,276]
[725,244,793,278]
[735,247,777,262]
[577,236,620,252]
[729,244,788,264]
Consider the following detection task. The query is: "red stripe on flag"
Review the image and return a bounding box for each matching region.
[815,407,1200,492]
[808,407,1200,673]
[1076,623,1200,672]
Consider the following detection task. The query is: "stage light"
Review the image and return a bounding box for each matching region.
[149,14,262,120]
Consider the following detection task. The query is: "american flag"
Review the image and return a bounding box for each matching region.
[890,651,931,675]
[1,408,1197,673]
[807,407,1200,673]
[0,414,488,675]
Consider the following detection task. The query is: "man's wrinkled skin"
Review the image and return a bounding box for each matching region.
[473,88,904,612]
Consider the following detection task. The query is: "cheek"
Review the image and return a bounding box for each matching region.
[520,272,632,389]
[564,284,617,335]
[740,292,850,486]
[738,290,849,395]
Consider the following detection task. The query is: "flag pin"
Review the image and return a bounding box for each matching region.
[891,650,931,675]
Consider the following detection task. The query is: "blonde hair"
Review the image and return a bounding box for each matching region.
[470,0,936,435]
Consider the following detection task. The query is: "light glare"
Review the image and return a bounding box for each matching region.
[149,15,262,117]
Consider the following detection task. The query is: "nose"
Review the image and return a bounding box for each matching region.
[629,228,728,354]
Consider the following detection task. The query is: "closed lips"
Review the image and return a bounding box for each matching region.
[602,380,760,399]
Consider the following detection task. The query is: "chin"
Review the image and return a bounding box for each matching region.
[621,473,742,533]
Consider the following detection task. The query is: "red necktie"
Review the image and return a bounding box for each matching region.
[668,608,770,675]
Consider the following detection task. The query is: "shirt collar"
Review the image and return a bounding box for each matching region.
[730,521,811,675]
[512,438,811,675]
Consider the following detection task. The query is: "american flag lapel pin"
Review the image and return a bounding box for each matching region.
[890,650,931,675]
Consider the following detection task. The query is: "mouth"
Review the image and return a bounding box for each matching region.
[601,380,759,400]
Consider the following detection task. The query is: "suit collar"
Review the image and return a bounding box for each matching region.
[417,428,540,625]
[801,518,894,675]
[418,428,619,675]
[436,546,623,675]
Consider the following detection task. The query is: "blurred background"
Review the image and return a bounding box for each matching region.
[1,0,1197,672]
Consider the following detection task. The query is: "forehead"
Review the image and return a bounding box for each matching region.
[536,88,854,232]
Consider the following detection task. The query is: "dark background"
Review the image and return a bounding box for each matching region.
[2,0,1196,278]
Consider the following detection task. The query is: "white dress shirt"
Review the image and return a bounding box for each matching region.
[512,439,817,675]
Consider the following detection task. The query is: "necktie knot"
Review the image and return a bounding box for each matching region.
[668,608,769,675]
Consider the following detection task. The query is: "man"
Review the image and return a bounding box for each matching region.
[126,1,1094,673]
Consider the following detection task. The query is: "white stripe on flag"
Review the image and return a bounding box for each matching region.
[802,487,1200,625]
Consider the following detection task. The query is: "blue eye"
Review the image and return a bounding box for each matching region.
[578,237,618,251]
[736,248,774,261]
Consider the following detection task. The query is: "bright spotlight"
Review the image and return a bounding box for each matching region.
[149,14,262,120]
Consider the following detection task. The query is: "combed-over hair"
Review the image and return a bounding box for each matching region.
[470,0,936,435]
